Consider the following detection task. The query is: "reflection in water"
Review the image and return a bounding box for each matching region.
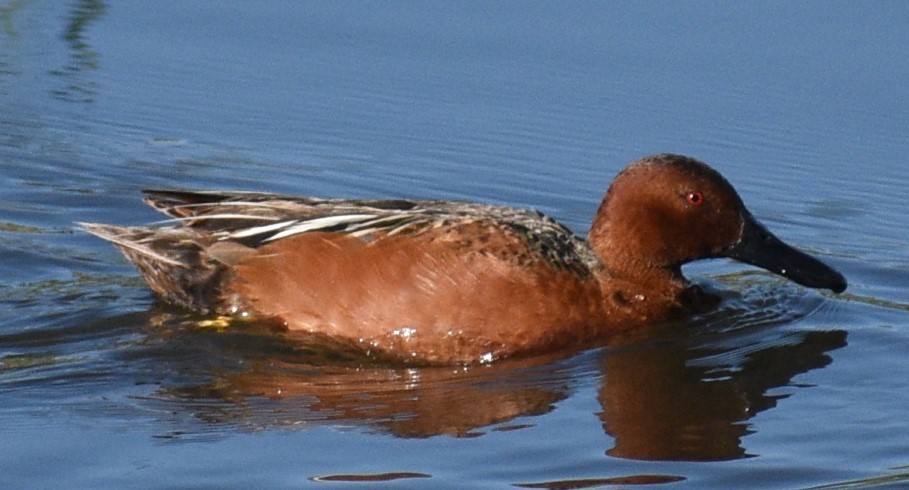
[49,0,106,103]
[0,0,29,87]
[0,0,30,40]
[123,294,846,461]
[599,328,846,460]
[515,474,687,489]
[149,323,574,438]
[311,472,432,483]
[0,0,106,100]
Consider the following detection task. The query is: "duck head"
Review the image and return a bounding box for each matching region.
[588,154,846,293]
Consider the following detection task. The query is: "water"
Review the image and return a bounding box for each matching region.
[2,1,908,488]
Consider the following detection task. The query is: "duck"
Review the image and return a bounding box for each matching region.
[81,154,847,364]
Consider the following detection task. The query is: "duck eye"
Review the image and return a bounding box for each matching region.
[686,191,704,206]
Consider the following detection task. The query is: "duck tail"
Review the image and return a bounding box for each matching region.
[78,222,229,312]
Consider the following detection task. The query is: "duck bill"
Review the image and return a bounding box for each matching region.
[723,214,847,293]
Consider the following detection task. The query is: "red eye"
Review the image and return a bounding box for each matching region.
[686,191,704,206]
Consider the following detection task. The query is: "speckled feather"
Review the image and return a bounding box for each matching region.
[143,189,599,272]
[82,189,600,313]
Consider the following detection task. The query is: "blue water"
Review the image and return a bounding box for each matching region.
[2,1,909,488]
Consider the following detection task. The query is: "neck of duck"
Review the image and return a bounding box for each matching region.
[587,212,690,306]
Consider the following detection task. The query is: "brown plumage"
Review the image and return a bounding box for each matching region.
[81,154,846,364]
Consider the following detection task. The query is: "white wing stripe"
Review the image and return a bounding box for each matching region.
[263,214,378,241]
[229,220,299,238]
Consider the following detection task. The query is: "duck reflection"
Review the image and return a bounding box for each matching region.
[599,327,846,460]
[140,309,845,461]
[213,356,569,438]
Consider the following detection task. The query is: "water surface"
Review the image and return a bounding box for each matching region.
[2,2,908,488]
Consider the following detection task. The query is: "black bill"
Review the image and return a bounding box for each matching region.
[724,213,847,293]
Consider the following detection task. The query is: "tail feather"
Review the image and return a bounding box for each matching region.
[141,189,252,218]
[79,222,184,267]
[79,222,228,312]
